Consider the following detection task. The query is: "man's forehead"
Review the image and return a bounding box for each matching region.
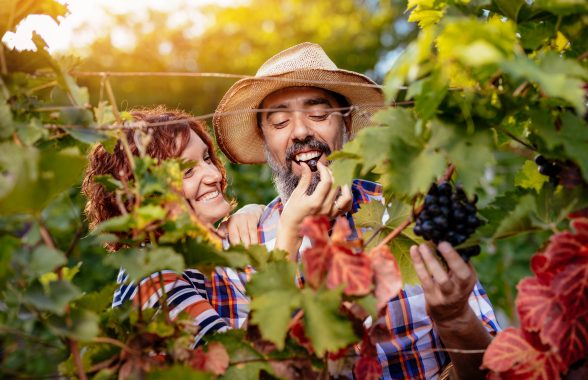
[261,87,336,107]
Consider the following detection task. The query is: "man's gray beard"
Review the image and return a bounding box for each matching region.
[264,144,320,202]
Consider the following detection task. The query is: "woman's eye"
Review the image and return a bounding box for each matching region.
[184,167,194,178]
[204,155,212,163]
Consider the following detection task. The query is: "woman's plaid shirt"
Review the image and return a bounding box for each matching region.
[256,179,501,380]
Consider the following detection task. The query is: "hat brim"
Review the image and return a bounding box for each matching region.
[213,68,384,164]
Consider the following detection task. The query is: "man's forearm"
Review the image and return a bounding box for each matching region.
[434,307,493,380]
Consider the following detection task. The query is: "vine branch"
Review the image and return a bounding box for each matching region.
[375,164,456,249]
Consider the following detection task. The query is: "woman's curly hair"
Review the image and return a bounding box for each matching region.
[81,106,227,249]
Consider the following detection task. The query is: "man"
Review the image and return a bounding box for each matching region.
[213,42,500,379]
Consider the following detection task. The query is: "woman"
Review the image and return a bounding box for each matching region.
[82,106,260,344]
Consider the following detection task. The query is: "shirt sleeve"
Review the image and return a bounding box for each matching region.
[468,280,502,335]
[115,269,229,346]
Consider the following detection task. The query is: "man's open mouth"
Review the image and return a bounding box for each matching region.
[293,150,322,165]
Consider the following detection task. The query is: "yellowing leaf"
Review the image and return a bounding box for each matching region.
[515,160,548,192]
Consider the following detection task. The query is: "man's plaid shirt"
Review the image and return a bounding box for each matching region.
[256,179,501,379]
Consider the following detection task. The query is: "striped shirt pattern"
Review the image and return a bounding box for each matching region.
[257,179,501,380]
[112,265,250,346]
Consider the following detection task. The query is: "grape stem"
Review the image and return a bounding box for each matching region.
[374,164,456,249]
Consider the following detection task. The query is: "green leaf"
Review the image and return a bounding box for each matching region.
[533,185,588,229]
[493,0,524,21]
[75,283,118,313]
[502,54,588,114]
[535,0,588,15]
[247,261,301,349]
[518,20,555,50]
[0,0,68,35]
[93,174,123,192]
[301,287,357,357]
[104,247,185,283]
[0,235,18,283]
[414,72,448,122]
[389,231,422,285]
[147,365,210,380]
[429,122,495,194]
[515,160,548,192]
[67,126,109,144]
[23,280,82,315]
[30,245,67,277]
[354,201,386,230]
[0,91,14,139]
[93,214,133,233]
[0,145,87,215]
[47,308,100,341]
[16,118,47,146]
[331,158,357,187]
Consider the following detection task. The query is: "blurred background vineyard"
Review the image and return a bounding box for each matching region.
[3,0,579,376]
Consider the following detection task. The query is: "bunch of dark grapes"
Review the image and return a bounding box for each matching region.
[413,182,483,262]
[535,155,561,186]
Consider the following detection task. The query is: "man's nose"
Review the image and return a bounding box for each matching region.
[290,112,314,141]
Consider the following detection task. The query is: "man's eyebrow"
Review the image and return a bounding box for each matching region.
[304,97,332,107]
[263,104,288,120]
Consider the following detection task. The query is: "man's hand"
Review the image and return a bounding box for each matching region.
[218,204,265,247]
[276,161,351,260]
[410,241,477,323]
[410,241,492,380]
[281,161,351,226]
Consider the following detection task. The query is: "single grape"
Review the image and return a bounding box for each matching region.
[535,155,548,166]
[307,159,318,172]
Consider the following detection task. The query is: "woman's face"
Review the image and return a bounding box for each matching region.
[180,130,231,225]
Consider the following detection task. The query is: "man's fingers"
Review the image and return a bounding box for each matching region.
[293,162,312,196]
[418,243,453,292]
[248,219,259,245]
[312,161,334,201]
[438,242,472,281]
[410,245,434,290]
[337,185,353,213]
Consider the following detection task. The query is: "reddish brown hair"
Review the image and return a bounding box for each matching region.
[82,106,227,248]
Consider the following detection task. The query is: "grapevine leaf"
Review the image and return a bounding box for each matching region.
[0,91,14,138]
[47,309,100,341]
[482,328,564,377]
[147,365,210,380]
[0,235,18,284]
[189,343,230,376]
[29,245,67,277]
[388,232,421,285]
[327,246,373,296]
[0,0,68,35]
[103,247,185,283]
[414,71,448,122]
[247,261,301,349]
[515,160,548,193]
[367,245,402,311]
[354,201,386,230]
[502,54,587,114]
[354,354,383,380]
[0,145,87,215]
[331,158,357,187]
[533,185,588,228]
[301,287,357,357]
[23,280,82,316]
[301,216,372,295]
[535,0,588,15]
[493,0,525,21]
[429,122,495,194]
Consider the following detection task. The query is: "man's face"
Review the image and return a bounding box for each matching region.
[259,87,349,200]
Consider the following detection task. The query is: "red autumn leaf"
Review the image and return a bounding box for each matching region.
[301,216,373,295]
[517,218,588,366]
[327,248,372,295]
[189,342,229,375]
[367,245,402,311]
[289,310,314,354]
[483,328,564,379]
[354,333,382,380]
[516,276,559,333]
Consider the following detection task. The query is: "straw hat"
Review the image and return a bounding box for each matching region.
[213,42,384,164]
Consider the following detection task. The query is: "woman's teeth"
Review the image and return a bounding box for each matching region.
[197,190,219,202]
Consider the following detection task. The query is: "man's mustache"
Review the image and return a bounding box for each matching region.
[285,138,331,163]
